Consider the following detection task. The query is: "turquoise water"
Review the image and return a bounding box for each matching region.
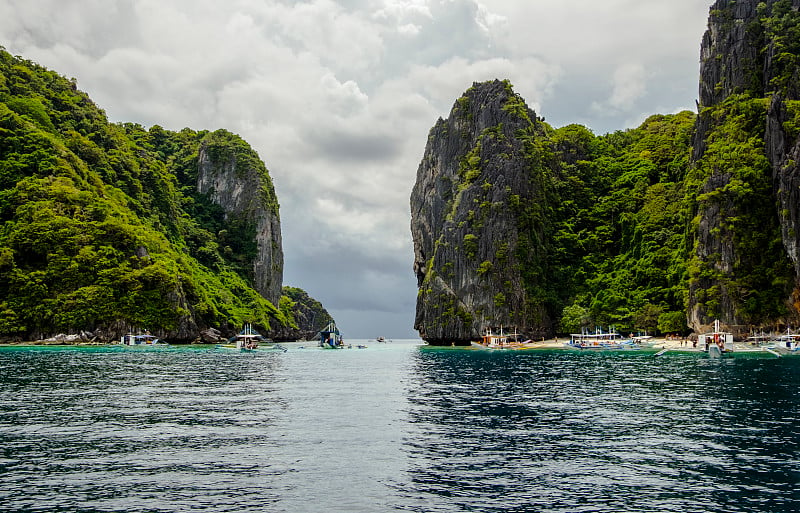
[1,342,798,512]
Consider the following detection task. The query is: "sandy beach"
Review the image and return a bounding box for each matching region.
[528,337,699,351]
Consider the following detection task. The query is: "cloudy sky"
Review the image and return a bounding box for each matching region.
[1,0,711,338]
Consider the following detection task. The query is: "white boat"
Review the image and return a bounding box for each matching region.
[120,333,163,346]
[698,320,733,355]
[776,328,800,351]
[564,329,639,350]
[223,323,268,350]
[472,327,526,350]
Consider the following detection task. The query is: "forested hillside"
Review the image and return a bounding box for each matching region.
[412,0,800,344]
[687,0,800,332]
[411,81,700,342]
[0,48,322,342]
[550,112,698,334]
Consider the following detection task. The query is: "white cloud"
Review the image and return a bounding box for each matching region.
[590,62,648,116]
[397,23,422,36]
[320,73,370,117]
[475,2,507,35]
[0,0,712,337]
[373,0,433,22]
[610,63,648,108]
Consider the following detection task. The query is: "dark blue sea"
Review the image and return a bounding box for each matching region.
[1,341,798,512]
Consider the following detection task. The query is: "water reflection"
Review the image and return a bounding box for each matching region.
[0,346,287,512]
[1,344,798,512]
[401,348,800,512]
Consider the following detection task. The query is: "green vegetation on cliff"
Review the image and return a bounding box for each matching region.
[0,48,294,340]
[413,81,705,339]
[547,112,697,334]
[281,286,335,337]
[543,102,793,334]
[493,95,794,336]
[423,84,795,337]
[687,94,794,326]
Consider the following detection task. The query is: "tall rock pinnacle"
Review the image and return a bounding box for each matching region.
[410,80,553,344]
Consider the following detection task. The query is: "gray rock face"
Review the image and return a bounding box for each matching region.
[772,101,800,276]
[197,141,284,306]
[697,1,762,109]
[200,327,225,343]
[689,0,800,332]
[410,80,552,344]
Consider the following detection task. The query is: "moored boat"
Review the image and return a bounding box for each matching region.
[564,329,639,350]
[120,333,164,346]
[222,323,269,351]
[698,320,733,355]
[744,328,800,354]
[777,328,800,351]
[318,322,344,349]
[471,327,527,350]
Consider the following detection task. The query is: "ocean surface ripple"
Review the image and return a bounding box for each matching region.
[0,343,798,512]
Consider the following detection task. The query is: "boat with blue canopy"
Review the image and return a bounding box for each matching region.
[318,322,344,349]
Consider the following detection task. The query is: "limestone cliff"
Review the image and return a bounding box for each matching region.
[688,0,800,333]
[0,49,349,344]
[196,133,284,306]
[411,80,553,344]
[410,1,800,341]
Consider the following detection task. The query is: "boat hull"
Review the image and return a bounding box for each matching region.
[564,342,641,350]
[218,343,284,352]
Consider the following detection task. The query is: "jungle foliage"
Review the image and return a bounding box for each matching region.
[545,1,800,335]
[549,105,794,335]
[0,48,291,339]
[546,112,697,335]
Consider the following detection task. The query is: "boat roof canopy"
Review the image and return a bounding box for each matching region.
[570,332,621,338]
[320,322,340,336]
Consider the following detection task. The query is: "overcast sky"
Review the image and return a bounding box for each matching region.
[1,0,712,339]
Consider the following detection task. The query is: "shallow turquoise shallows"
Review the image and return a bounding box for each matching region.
[1,342,798,512]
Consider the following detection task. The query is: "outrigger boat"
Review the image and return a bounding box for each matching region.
[221,323,272,351]
[746,333,773,347]
[471,327,527,350]
[120,333,165,346]
[777,328,800,351]
[698,320,733,357]
[564,328,640,350]
[744,328,800,354]
[318,322,344,349]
